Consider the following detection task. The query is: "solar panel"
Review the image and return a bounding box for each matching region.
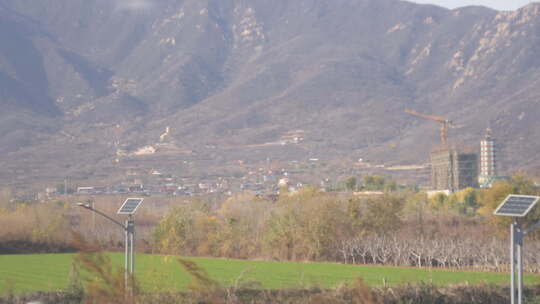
[117,198,144,215]
[494,195,540,217]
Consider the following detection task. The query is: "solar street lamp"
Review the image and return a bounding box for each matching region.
[77,198,144,291]
[494,194,540,304]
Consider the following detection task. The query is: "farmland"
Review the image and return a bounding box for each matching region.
[1,253,539,295]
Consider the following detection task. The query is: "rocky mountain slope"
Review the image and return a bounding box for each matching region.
[2,0,540,185]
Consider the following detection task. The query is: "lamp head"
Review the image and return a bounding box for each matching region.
[77,202,91,209]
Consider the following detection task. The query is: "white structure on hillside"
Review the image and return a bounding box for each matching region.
[160,126,171,142]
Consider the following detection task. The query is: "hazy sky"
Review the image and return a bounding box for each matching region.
[410,0,536,10]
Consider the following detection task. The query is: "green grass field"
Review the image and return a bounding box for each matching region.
[0,253,538,294]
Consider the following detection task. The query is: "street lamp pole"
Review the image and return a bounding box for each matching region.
[77,202,135,290]
[494,195,540,304]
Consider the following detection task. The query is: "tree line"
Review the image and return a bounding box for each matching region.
[1,175,540,272]
[151,175,540,271]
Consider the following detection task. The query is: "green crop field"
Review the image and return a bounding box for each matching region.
[0,253,538,295]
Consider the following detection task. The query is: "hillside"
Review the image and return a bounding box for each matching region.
[2,0,540,186]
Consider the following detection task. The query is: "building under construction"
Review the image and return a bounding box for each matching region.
[431,149,478,192]
[405,109,478,192]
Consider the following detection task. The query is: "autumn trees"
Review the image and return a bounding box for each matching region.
[150,175,540,272]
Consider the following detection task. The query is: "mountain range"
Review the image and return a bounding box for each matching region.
[2,0,540,186]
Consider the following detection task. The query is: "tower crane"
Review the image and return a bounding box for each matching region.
[405,109,453,147]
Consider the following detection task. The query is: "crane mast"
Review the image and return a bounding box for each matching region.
[405,109,453,147]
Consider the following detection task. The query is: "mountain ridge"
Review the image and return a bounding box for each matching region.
[2,0,540,185]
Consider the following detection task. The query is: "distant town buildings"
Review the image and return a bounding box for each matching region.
[27,126,508,200]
